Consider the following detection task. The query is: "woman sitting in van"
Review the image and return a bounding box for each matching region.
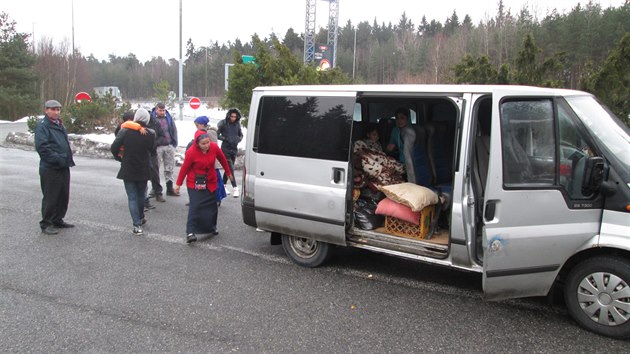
[386,107,416,184]
[353,125,405,187]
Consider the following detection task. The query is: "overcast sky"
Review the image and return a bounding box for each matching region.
[3,0,624,62]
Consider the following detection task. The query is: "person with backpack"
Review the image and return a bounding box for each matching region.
[111,108,156,235]
[115,111,157,211]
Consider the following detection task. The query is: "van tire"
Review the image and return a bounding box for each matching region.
[281,234,332,268]
[564,256,630,339]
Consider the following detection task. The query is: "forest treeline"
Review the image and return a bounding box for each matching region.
[1,1,629,124]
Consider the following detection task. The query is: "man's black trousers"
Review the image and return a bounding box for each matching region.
[39,167,70,229]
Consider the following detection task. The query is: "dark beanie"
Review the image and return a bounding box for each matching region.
[122,111,134,121]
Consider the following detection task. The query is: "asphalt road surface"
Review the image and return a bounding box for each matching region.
[1,147,628,352]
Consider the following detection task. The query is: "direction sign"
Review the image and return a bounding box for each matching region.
[189,97,201,110]
[75,91,92,103]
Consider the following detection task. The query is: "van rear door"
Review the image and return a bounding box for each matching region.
[482,88,602,300]
[252,91,355,246]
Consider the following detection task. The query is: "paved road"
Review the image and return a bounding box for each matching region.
[0,147,628,352]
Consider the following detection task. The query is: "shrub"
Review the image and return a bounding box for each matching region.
[26,116,41,133]
[61,93,131,134]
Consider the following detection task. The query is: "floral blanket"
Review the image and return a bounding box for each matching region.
[354,140,405,186]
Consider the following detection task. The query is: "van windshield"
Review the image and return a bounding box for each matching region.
[566,95,630,179]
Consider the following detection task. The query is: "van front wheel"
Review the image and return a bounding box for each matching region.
[564,256,630,339]
[281,234,332,268]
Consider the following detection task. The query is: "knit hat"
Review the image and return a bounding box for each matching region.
[194,116,209,126]
[134,108,150,124]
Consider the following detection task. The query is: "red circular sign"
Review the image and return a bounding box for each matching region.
[189,97,201,109]
[75,91,92,103]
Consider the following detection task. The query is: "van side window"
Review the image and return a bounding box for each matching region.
[353,103,362,122]
[257,96,354,161]
[557,100,595,199]
[500,99,555,186]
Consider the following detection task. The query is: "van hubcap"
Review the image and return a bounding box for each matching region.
[577,272,630,326]
[289,237,318,259]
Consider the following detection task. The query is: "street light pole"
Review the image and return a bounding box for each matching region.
[71,0,75,55]
[178,0,183,121]
[31,22,36,53]
[352,26,357,80]
[205,46,208,98]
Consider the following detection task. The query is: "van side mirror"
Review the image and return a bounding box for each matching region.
[581,156,605,195]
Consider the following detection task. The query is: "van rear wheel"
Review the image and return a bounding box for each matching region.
[281,234,332,268]
[564,256,630,339]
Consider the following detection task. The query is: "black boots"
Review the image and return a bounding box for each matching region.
[166,181,180,196]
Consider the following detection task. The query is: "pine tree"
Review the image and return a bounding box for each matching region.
[0,12,38,120]
[152,80,171,108]
[452,55,499,84]
[582,33,630,126]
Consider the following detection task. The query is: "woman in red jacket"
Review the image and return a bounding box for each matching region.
[174,130,235,243]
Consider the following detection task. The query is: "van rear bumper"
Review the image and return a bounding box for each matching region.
[241,200,257,228]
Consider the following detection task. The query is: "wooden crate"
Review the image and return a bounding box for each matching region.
[385,204,436,240]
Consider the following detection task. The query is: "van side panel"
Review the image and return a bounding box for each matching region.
[482,90,603,300]
[599,210,630,252]
[245,92,355,246]
[254,155,348,245]
[242,91,262,229]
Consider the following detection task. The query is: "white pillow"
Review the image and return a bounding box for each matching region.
[378,183,438,212]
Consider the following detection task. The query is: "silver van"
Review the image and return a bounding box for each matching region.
[240,85,630,339]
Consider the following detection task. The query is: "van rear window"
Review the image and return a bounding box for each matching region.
[256,96,354,161]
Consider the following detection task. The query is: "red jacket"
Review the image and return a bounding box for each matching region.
[176,142,231,191]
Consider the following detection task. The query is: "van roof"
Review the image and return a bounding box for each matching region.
[252,84,588,96]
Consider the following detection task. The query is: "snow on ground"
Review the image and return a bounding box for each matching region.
[0,116,35,123]
[3,103,247,150]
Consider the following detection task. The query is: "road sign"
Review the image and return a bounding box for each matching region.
[75,92,91,103]
[189,97,201,110]
[242,55,256,64]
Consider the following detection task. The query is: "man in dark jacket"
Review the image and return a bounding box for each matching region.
[111,108,156,235]
[34,100,76,235]
[146,114,165,203]
[217,108,243,197]
[151,103,179,197]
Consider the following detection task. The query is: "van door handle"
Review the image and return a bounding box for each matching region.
[484,199,498,222]
[332,168,345,184]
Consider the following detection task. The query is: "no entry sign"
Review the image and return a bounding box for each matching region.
[189,97,201,109]
[75,91,91,103]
